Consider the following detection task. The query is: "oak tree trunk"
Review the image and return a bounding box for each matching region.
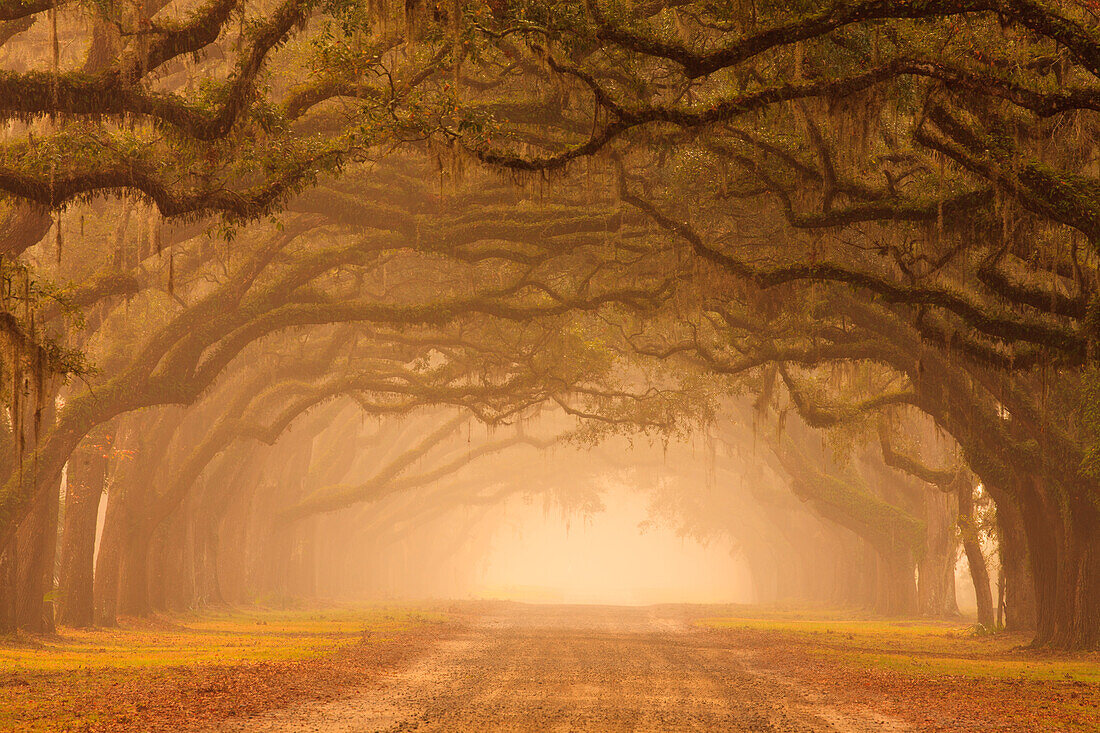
[57,437,108,627]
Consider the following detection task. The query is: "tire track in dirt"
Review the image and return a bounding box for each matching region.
[209,603,912,732]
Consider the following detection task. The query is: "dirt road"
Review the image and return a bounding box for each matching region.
[212,603,909,732]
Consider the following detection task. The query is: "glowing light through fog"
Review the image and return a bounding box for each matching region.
[475,483,753,605]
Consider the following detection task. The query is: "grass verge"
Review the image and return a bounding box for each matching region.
[0,605,447,732]
[698,609,1100,732]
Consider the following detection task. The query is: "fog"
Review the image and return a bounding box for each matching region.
[302,415,769,606]
[299,408,860,611]
[475,484,753,606]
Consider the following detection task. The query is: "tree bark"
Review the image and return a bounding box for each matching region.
[57,435,109,627]
[1047,503,1100,649]
[13,472,62,632]
[917,489,960,618]
[956,481,994,628]
[992,492,1036,632]
[877,548,918,616]
[0,536,16,632]
[94,413,177,625]
[116,519,154,617]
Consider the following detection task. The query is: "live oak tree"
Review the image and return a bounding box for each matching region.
[3,0,1100,651]
[2,142,700,629]
[440,0,1100,650]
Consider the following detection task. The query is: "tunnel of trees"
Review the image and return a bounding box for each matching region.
[0,0,1098,651]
